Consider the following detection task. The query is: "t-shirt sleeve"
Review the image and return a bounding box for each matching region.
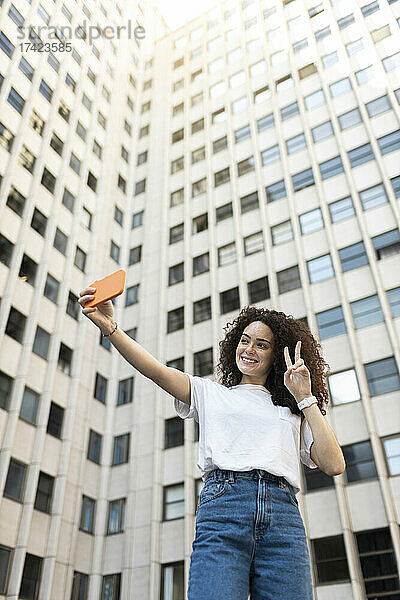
[173,373,205,423]
[300,417,318,469]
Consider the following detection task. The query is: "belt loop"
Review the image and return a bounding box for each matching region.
[226,470,234,483]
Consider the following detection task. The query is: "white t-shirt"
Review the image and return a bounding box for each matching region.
[174,373,318,494]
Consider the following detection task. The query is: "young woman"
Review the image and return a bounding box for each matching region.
[78,290,345,599]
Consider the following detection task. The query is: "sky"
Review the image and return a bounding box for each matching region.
[154,0,223,30]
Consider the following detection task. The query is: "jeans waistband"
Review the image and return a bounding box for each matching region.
[205,468,287,486]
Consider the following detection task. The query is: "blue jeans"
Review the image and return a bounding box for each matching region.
[188,469,314,600]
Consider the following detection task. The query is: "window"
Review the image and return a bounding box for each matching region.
[165,418,184,449]
[192,146,205,163]
[65,73,76,92]
[71,573,88,600]
[338,108,362,130]
[299,208,324,234]
[0,122,15,152]
[346,38,364,56]
[19,554,43,600]
[266,180,286,202]
[220,287,240,314]
[47,402,64,438]
[170,188,184,207]
[254,86,271,103]
[0,31,14,58]
[7,187,26,217]
[213,136,227,153]
[359,184,387,210]
[235,125,251,143]
[307,254,334,282]
[167,307,184,332]
[338,13,355,29]
[257,114,274,132]
[20,387,39,424]
[193,348,213,376]
[169,263,184,285]
[372,229,400,260]
[210,81,226,98]
[356,528,400,597]
[248,277,270,303]
[32,325,50,359]
[365,356,400,395]
[371,23,391,43]
[6,307,27,343]
[212,108,226,124]
[92,140,102,159]
[193,297,211,323]
[382,52,400,72]
[135,179,146,195]
[309,3,324,17]
[191,118,204,134]
[356,65,374,86]
[328,369,361,405]
[34,472,54,513]
[319,156,344,179]
[126,284,139,306]
[232,96,248,113]
[87,429,102,464]
[240,192,258,214]
[7,87,25,114]
[339,241,369,271]
[132,211,143,230]
[292,168,314,192]
[330,78,352,97]
[271,220,293,245]
[329,196,355,222]
[365,95,391,117]
[117,377,133,406]
[261,145,280,166]
[112,433,130,465]
[19,253,37,286]
[312,120,333,142]
[237,156,255,176]
[44,273,59,303]
[218,242,236,266]
[59,101,70,122]
[191,92,203,107]
[316,306,346,339]
[351,295,383,329]
[50,132,64,156]
[110,241,120,263]
[107,498,126,534]
[169,223,184,244]
[277,266,301,293]
[4,458,26,501]
[387,286,400,318]
[292,34,309,53]
[244,231,264,255]
[383,436,400,476]
[172,102,183,116]
[136,150,147,165]
[128,246,141,266]
[193,252,210,277]
[312,536,350,584]
[76,121,87,141]
[315,26,331,41]
[377,130,400,155]
[280,101,299,120]
[322,51,338,68]
[214,168,230,186]
[286,133,306,154]
[361,0,380,15]
[163,484,184,520]
[192,213,208,234]
[171,157,184,174]
[343,441,377,482]
[19,56,34,80]
[101,574,121,600]
[0,372,14,415]
[80,495,95,533]
[192,178,207,196]
[304,89,325,110]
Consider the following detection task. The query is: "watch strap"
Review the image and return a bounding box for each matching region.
[297,395,318,410]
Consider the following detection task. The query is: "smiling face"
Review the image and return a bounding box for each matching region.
[235,321,275,386]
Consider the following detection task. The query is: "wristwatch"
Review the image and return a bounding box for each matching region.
[297,396,318,411]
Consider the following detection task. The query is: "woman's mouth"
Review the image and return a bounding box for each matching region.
[241,356,258,365]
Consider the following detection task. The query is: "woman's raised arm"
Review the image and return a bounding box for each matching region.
[78,287,191,405]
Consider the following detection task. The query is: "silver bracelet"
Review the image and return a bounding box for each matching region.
[102,322,118,337]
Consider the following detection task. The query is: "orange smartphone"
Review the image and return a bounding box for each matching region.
[85,269,126,308]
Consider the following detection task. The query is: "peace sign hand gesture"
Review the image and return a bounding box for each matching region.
[284,341,312,403]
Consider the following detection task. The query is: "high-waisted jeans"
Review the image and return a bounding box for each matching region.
[188,468,314,600]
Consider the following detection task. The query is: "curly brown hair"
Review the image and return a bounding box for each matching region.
[215,306,330,417]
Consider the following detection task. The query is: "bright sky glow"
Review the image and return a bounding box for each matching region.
[154,0,223,29]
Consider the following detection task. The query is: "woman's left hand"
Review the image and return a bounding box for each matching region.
[283,341,312,402]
